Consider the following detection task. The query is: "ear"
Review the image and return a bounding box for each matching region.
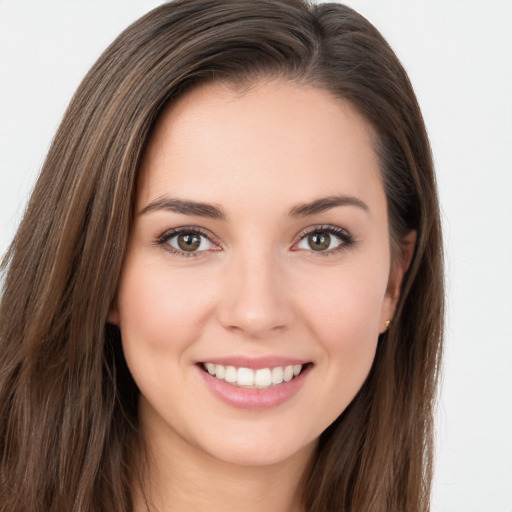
[108,304,119,326]
[379,230,417,333]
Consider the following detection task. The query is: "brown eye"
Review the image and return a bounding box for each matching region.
[166,231,214,253]
[177,233,201,251]
[307,233,331,251]
[295,227,349,253]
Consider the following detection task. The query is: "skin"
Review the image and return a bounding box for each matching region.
[111,80,412,512]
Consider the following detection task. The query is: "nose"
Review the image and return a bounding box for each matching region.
[216,248,294,338]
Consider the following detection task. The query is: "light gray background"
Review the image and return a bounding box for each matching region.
[1,1,511,511]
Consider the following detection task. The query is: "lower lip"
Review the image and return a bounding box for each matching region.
[197,365,311,410]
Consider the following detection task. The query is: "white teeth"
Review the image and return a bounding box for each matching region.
[254,368,272,387]
[283,365,294,382]
[215,364,225,379]
[237,367,255,386]
[271,366,284,384]
[203,363,304,388]
[225,366,237,383]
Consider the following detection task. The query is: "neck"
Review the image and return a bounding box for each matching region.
[133,413,316,512]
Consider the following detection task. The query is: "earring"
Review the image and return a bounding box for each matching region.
[385,320,391,328]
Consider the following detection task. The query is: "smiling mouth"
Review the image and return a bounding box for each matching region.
[200,362,311,389]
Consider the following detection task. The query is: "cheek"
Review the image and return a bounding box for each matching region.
[301,267,386,332]
[116,256,219,360]
[294,261,388,371]
[294,268,387,427]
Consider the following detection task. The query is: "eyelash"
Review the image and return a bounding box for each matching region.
[155,226,220,258]
[155,224,356,258]
[294,224,356,256]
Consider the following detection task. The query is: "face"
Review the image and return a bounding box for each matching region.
[112,80,405,469]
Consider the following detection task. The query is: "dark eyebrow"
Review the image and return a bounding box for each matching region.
[140,197,226,220]
[141,194,367,220]
[289,195,369,217]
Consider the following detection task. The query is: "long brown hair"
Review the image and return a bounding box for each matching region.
[0,1,443,510]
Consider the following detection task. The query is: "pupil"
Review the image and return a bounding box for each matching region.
[178,233,200,251]
[308,233,330,251]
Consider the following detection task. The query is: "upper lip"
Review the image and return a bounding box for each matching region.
[198,356,310,370]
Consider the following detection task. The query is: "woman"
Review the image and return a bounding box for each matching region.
[0,0,443,511]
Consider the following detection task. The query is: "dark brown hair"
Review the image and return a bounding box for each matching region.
[0,1,443,510]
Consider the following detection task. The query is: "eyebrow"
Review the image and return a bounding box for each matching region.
[140,197,226,220]
[288,195,369,217]
[140,193,368,220]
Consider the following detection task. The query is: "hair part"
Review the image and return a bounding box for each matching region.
[0,1,443,511]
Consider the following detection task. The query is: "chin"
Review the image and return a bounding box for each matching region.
[197,429,317,469]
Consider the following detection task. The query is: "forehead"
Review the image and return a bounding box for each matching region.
[137,80,384,215]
